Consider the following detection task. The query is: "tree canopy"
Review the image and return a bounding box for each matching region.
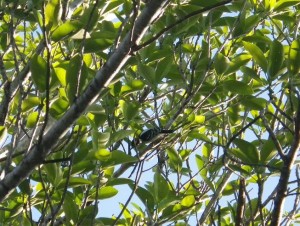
[0,0,300,225]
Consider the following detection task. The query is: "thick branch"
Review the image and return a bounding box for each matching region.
[235,178,245,226]
[270,96,300,225]
[0,0,170,201]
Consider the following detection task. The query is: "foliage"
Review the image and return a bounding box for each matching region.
[0,0,300,225]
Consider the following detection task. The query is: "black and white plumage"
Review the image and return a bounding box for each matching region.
[133,128,174,146]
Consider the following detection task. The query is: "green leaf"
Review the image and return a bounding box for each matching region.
[44,162,61,186]
[232,139,259,164]
[26,111,39,128]
[167,148,182,171]
[63,192,78,223]
[97,150,137,167]
[288,39,300,75]
[244,15,261,35]
[215,53,229,75]
[30,54,47,92]
[243,41,267,72]
[119,99,139,121]
[83,38,114,53]
[223,181,239,196]
[155,57,173,82]
[260,139,277,163]
[268,159,283,171]
[98,218,120,225]
[273,0,300,11]
[45,0,61,29]
[53,66,67,86]
[195,154,204,171]
[21,95,41,112]
[71,160,95,175]
[154,169,169,202]
[49,97,69,119]
[80,4,100,31]
[129,184,155,213]
[181,195,195,208]
[120,80,145,95]
[58,177,92,188]
[195,115,205,123]
[223,80,253,95]
[157,196,180,213]
[94,149,111,161]
[129,79,145,90]
[108,130,133,145]
[240,96,267,110]
[95,131,111,148]
[188,131,210,142]
[78,206,97,225]
[98,186,118,199]
[202,143,212,159]
[226,54,252,74]
[138,64,156,88]
[267,40,284,79]
[101,0,124,15]
[52,20,83,42]
[66,54,82,101]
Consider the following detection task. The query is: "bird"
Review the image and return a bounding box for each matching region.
[132,128,174,146]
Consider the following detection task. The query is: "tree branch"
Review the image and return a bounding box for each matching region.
[0,0,170,201]
[270,93,300,225]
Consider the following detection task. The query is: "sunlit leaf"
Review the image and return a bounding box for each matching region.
[53,66,67,86]
[98,186,118,199]
[243,41,268,72]
[273,0,300,11]
[45,0,61,29]
[119,99,139,121]
[30,54,48,92]
[52,20,84,42]
[21,96,41,112]
[288,39,300,75]
[215,53,229,75]
[49,97,69,118]
[181,195,195,208]
[94,149,111,161]
[267,40,284,79]
[223,181,239,196]
[100,150,137,167]
[26,112,39,128]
